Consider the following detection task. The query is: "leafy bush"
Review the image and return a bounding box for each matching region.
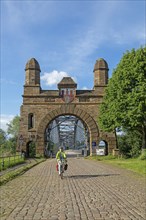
[29,142,36,157]
[117,130,142,158]
[139,150,146,160]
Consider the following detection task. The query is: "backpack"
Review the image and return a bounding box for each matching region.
[64,164,68,170]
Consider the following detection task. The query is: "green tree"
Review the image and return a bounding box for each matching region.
[7,137,17,155]
[28,142,36,157]
[7,115,20,139]
[117,130,142,157]
[6,115,20,154]
[0,129,7,155]
[99,47,146,152]
[0,129,6,145]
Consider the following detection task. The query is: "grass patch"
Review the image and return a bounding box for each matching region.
[87,155,146,176]
[0,158,46,186]
[0,155,25,171]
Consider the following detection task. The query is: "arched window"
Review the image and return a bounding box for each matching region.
[61,90,64,96]
[28,113,34,129]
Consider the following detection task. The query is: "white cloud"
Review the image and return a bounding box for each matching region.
[109,24,145,45]
[63,2,119,72]
[82,87,89,90]
[41,70,69,86]
[65,1,145,72]
[0,114,14,132]
[72,76,77,84]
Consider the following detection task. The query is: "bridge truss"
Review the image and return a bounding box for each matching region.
[45,115,89,155]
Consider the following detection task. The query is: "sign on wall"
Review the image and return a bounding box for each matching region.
[92,141,96,147]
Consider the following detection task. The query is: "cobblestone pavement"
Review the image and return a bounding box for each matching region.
[0,157,146,220]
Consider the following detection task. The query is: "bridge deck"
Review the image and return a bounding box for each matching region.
[0,156,145,220]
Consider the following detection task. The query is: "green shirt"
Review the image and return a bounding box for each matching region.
[56,150,67,160]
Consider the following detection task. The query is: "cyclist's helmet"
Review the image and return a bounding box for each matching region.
[60,146,64,151]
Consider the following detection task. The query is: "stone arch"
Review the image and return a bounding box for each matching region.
[97,139,108,155]
[36,105,99,155]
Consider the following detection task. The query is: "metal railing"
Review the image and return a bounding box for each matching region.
[0,154,25,171]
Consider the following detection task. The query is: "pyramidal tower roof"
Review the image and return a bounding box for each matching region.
[58,77,77,88]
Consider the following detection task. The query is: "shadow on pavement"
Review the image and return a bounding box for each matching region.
[66,154,83,158]
[67,174,120,179]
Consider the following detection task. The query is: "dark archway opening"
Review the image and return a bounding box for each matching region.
[26,141,36,158]
[97,140,108,156]
[44,115,90,157]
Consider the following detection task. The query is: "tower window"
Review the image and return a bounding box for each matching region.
[28,113,34,129]
[61,90,64,96]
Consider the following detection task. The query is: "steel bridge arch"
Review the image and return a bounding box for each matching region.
[36,105,99,155]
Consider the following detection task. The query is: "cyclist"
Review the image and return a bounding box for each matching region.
[56,147,67,176]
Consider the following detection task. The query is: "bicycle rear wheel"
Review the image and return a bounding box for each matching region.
[59,164,63,179]
[60,172,63,179]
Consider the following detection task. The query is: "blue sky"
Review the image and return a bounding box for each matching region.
[0,0,145,131]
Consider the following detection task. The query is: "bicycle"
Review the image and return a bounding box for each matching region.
[58,159,65,179]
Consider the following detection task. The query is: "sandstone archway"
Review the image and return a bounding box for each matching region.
[36,105,99,156]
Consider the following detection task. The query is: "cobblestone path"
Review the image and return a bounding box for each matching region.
[0,158,146,220]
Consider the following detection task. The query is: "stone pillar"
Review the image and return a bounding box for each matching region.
[112,149,119,156]
[108,139,117,154]
[89,136,93,156]
[36,137,45,156]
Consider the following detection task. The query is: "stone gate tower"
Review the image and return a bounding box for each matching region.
[19,58,117,156]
